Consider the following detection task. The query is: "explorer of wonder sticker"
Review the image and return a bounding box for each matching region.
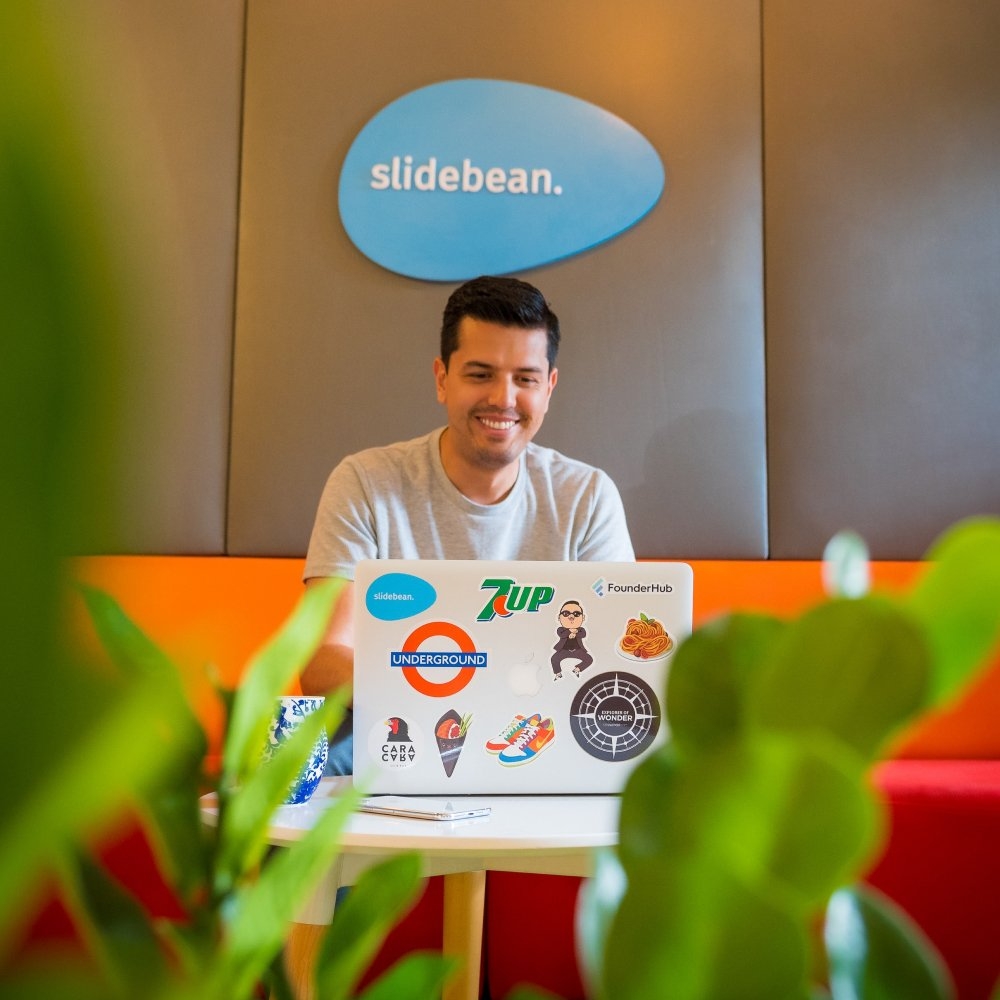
[569,672,660,762]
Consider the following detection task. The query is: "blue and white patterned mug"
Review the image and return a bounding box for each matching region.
[262,696,329,804]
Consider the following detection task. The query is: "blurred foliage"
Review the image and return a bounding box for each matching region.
[0,4,452,998]
[3,580,454,1000]
[579,517,1000,1000]
[0,0,156,943]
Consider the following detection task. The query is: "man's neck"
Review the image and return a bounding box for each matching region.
[439,430,520,505]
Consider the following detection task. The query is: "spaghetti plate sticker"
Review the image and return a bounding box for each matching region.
[569,672,660,762]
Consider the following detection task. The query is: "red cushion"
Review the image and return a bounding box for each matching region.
[868,760,1000,1000]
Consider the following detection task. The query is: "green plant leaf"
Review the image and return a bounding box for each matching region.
[905,517,1000,703]
[825,885,954,1000]
[612,731,884,999]
[221,578,343,792]
[356,951,456,1000]
[666,613,785,755]
[752,598,931,761]
[314,852,424,1000]
[0,968,115,1000]
[603,851,808,1000]
[503,986,566,1000]
[0,669,191,943]
[58,848,170,999]
[205,784,361,999]
[575,847,627,998]
[77,584,210,902]
[755,736,883,903]
[621,737,879,913]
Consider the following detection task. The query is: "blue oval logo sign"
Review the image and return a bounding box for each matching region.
[365,572,437,621]
[338,79,665,281]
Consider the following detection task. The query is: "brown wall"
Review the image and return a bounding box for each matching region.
[67,1,999,560]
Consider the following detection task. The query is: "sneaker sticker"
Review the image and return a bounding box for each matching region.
[498,716,556,766]
[570,672,660,762]
[435,709,472,777]
[484,712,542,755]
[368,714,421,770]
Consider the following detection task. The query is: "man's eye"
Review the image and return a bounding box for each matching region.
[517,377,539,386]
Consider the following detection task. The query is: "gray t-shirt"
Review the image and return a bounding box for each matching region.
[304,428,634,580]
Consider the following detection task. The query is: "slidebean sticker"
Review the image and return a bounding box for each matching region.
[365,573,437,621]
[338,79,665,280]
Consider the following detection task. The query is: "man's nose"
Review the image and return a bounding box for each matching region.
[488,377,517,409]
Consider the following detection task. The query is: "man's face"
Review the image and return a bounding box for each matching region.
[434,316,558,474]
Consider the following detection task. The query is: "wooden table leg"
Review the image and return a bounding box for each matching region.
[442,870,487,1000]
[281,921,325,1000]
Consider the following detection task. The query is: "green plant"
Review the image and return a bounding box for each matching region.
[1,7,453,996]
[3,577,455,1000]
[578,517,1000,1000]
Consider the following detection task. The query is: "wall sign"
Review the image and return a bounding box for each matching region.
[338,79,665,281]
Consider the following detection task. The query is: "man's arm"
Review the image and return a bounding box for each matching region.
[300,577,355,700]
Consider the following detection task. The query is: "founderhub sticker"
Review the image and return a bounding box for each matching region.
[338,79,665,280]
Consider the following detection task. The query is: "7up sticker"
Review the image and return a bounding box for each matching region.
[478,578,555,622]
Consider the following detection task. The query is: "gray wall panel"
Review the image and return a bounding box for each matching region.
[58,0,244,554]
[228,0,767,558]
[764,1,1000,558]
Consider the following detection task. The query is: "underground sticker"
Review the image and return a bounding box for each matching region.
[391,621,486,697]
[569,672,660,762]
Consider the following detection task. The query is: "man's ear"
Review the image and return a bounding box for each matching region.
[433,357,447,402]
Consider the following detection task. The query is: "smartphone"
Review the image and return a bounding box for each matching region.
[358,795,491,821]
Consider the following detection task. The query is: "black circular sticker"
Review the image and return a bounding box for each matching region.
[570,671,660,762]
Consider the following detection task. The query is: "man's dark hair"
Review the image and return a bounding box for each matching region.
[440,275,560,370]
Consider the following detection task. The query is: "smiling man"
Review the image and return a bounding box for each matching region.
[300,275,634,772]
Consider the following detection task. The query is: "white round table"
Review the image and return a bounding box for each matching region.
[202,777,619,1000]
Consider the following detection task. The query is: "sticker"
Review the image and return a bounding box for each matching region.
[392,620,486,697]
[368,715,422,770]
[434,709,472,777]
[570,672,660,762]
[616,612,675,663]
[483,712,555,767]
[365,572,437,620]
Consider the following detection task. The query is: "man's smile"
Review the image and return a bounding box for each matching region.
[476,412,521,431]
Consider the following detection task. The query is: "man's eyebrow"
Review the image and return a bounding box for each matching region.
[461,360,547,374]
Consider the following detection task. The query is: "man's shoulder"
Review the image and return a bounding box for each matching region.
[341,431,436,471]
[524,440,609,484]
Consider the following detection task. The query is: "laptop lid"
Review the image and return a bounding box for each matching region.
[353,560,693,794]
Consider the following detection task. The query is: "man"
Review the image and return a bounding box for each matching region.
[301,275,634,771]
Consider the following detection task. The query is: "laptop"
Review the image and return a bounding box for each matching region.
[353,560,693,795]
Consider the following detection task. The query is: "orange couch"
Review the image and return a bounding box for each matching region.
[66,555,1000,759]
[15,556,1000,998]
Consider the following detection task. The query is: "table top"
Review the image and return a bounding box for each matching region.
[201,777,620,858]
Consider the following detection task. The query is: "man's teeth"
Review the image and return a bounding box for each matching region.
[480,417,517,429]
